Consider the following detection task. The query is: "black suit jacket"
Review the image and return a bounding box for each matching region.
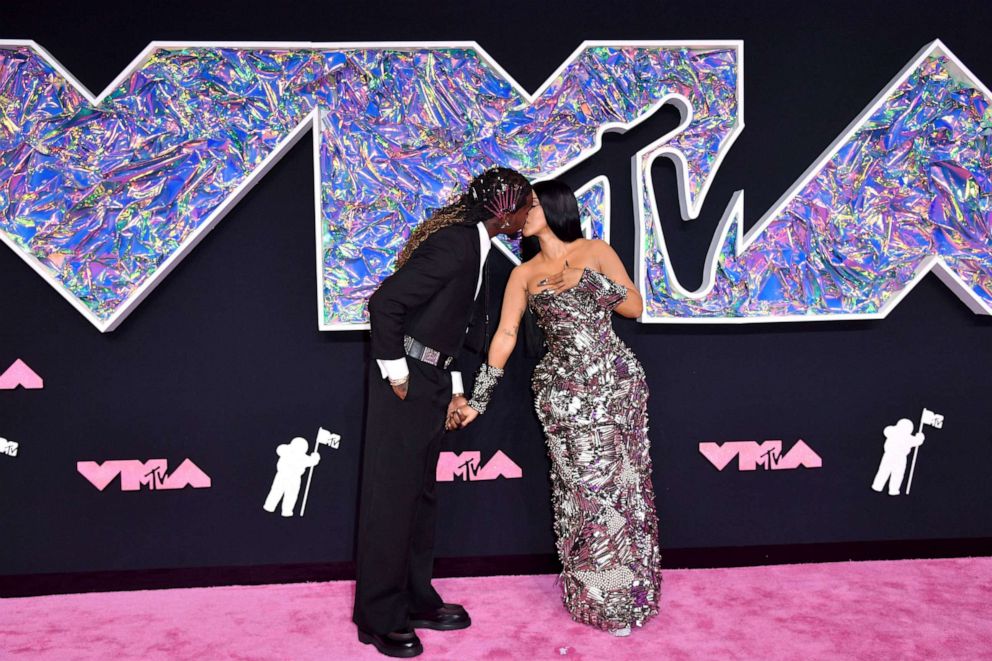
[368,221,488,369]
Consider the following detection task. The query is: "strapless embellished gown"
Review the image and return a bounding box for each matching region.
[528,267,663,631]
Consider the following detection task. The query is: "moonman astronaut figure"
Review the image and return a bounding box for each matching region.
[871,419,925,496]
[263,436,321,516]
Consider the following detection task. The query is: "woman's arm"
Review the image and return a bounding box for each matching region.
[449,266,529,429]
[595,240,643,318]
[486,266,529,369]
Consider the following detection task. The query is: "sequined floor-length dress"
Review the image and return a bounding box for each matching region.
[528,267,663,631]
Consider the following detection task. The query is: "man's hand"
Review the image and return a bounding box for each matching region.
[391,380,409,400]
[446,395,467,431]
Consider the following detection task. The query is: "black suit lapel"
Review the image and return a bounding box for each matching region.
[462,227,489,355]
[481,256,492,353]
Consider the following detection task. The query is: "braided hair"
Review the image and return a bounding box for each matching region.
[395,166,532,269]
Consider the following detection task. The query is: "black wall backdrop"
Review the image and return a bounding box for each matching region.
[1,0,991,593]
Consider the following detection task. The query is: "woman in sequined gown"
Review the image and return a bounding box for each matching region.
[451,180,662,635]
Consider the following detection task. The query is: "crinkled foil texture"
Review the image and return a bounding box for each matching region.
[529,269,663,630]
[641,54,992,318]
[0,45,738,325]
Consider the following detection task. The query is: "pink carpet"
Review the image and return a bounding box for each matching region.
[2,557,991,660]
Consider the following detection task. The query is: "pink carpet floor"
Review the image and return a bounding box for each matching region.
[2,557,991,660]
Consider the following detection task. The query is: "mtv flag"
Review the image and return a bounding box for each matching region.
[921,408,944,430]
[302,427,340,515]
[0,437,18,457]
[315,427,340,449]
[907,408,944,494]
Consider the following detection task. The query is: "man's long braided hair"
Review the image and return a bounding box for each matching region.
[395,166,532,269]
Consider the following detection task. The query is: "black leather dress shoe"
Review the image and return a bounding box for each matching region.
[408,602,471,631]
[357,627,423,658]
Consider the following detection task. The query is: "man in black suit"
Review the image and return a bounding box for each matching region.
[353,167,533,658]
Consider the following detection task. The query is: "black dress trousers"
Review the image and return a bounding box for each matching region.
[352,356,452,634]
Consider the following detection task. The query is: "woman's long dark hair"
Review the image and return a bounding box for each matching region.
[522,179,584,357]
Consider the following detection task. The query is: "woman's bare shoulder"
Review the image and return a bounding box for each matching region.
[510,261,534,282]
[569,237,608,252]
[587,238,619,259]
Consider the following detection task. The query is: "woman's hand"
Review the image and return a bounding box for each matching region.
[539,260,583,294]
[455,403,480,429]
[445,400,480,430]
[445,395,467,430]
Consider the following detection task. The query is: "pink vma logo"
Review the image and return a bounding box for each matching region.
[77,459,212,491]
[436,451,522,482]
[699,440,822,471]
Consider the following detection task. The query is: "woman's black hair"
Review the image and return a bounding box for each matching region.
[521,179,584,357]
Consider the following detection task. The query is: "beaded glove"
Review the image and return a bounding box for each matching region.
[467,363,505,414]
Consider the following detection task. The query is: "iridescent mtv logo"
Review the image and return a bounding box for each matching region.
[699,440,822,471]
[77,459,211,491]
[436,450,522,482]
[1,39,987,331]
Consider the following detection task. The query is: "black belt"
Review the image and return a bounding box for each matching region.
[403,335,454,369]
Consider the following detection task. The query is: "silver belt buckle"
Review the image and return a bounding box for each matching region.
[404,334,451,368]
[421,345,440,365]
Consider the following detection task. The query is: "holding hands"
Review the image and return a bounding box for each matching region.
[446,396,467,431]
[446,397,479,430]
[446,361,504,431]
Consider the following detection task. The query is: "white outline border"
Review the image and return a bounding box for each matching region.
[635,38,992,324]
[5,40,986,329]
[0,39,741,332]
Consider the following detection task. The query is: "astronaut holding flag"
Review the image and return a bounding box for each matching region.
[871,408,943,496]
[263,427,340,517]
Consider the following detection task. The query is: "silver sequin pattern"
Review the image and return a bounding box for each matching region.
[468,363,505,415]
[529,268,663,631]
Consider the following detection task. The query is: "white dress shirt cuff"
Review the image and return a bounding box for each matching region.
[451,371,464,395]
[376,357,409,381]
